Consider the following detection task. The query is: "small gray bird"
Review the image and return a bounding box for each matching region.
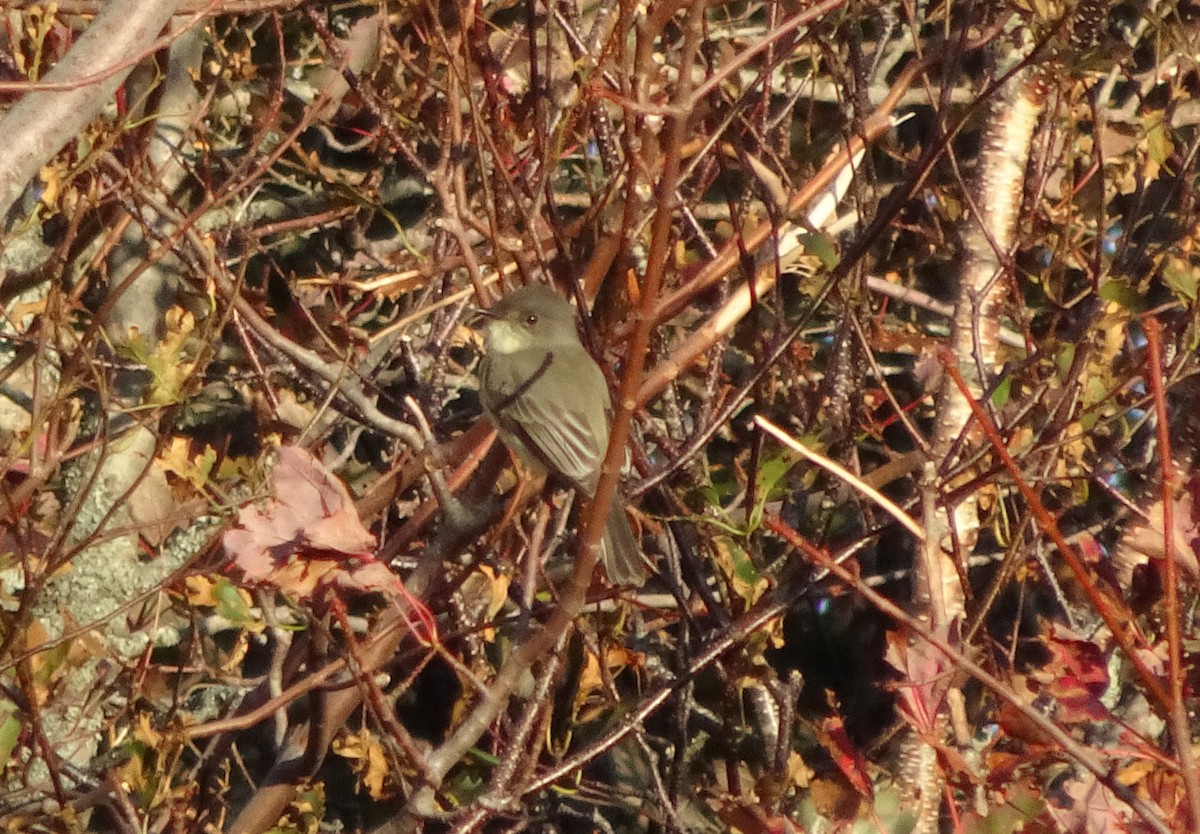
[477,284,646,586]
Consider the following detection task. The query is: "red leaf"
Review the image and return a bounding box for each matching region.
[817,696,873,799]
[1035,625,1112,725]
[885,628,952,735]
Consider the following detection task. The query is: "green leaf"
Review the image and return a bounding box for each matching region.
[747,450,798,532]
[1143,110,1171,166]
[990,374,1012,408]
[798,232,839,269]
[755,452,795,499]
[1055,343,1075,381]
[0,700,19,766]
[732,546,760,585]
[213,577,257,627]
[1164,261,1198,302]
[1098,277,1141,310]
[972,784,1045,832]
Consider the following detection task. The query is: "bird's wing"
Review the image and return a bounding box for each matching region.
[482,348,609,494]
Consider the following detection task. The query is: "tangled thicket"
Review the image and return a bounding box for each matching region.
[1,2,1199,833]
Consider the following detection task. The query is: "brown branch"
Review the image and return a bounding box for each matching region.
[1142,316,1200,830]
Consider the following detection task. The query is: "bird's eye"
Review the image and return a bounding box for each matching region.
[525,314,538,325]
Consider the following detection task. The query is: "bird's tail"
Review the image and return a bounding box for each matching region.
[601,499,646,586]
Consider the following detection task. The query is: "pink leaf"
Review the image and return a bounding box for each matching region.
[223,446,380,598]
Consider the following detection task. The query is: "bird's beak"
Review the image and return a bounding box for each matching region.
[468,305,497,326]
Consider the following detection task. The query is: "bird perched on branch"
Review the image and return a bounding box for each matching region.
[476,284,646,586]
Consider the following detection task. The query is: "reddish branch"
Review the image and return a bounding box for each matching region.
[937,348,1171,710]
[1142,316,1200,830]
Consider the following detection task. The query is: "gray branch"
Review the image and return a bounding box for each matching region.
[0,0,188,226]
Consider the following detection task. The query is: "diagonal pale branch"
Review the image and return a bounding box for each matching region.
[0,0,195,227]
[754,415,925,541]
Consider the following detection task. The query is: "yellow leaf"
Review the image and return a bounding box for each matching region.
[334,729,391,799]
[575,648,603,709]
[787,751,814,788]
[37,164,60,207]
[159,437,215,491]
[134,712,162,747]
